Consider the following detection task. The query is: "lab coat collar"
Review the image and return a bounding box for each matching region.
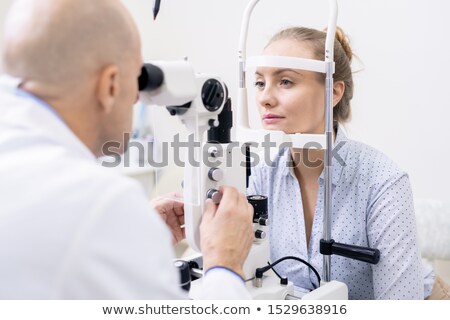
[282,126,349,186]
[0,75,96,162]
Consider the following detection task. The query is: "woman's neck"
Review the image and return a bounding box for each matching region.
[291,148,324,183]
[291,127,337,183]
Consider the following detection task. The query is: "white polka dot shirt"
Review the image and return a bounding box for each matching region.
[247,128,434,299]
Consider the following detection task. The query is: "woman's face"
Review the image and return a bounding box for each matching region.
[255,38,325,134]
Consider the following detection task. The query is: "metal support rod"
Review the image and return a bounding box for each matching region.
[322,0,338,284]
[323,62,334,283]
[238,0,260,89]
[239,61,246,89]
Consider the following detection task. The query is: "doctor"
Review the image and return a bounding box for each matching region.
[0,0,254,299]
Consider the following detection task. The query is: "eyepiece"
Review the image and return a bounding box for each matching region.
[138,64,164,91]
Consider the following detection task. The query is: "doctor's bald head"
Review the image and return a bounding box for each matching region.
[2,0,140,88]
[1,0,143,157]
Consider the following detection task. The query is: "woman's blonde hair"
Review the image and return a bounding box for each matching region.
[267,26,354,124]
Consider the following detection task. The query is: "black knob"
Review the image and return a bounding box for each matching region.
[208,168,224,182]
[174,260,191,291]
[255,230,266,239]
[248,195,268,223]
[258,217,270,226]
[206,188,222,204]
[202,79,225,112]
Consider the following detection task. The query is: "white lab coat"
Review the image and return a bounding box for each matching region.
[0,77,251,299]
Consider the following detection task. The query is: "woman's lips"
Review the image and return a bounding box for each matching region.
[263,113,285,124]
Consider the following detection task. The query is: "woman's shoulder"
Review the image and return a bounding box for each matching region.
[342,136,407,184]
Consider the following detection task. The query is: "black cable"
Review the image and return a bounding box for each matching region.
[256,256,321,288]
[267,261,290,286]
[267,261,283,279]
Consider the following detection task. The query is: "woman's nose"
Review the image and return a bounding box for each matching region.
[257,86,277,108]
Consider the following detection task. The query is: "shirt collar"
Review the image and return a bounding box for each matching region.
[281,127,349,186]
[15,87,66,123]
[0,75,96,162]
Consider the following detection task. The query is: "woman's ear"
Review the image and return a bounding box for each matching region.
[96,65,120,114]
[333,80,345,108]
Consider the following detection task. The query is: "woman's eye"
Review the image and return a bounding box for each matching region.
[280,79,293,86]
[254,81,265,88]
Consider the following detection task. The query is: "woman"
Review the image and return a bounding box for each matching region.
[247,26,435,299]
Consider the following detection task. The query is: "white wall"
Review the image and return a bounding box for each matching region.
[1,0,449,201]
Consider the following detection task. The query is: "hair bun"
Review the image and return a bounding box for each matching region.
[335,27,352,62]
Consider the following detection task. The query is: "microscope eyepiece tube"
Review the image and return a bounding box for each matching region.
[138,64,164,91]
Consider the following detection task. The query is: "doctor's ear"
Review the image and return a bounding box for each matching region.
[332,80,345,108]
[96,65,120,113]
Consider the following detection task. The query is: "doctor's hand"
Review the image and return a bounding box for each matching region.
[200,186,254,280]
[151,192,185,245]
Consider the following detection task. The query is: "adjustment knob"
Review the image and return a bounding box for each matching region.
[255,230,266,239]
[258,217,270,226]
[173,260,191,291]
[247,195,268,224]
[208,168,224,182]
[202,79,225,112]
[207,146,221,158]
[206,188,222,204]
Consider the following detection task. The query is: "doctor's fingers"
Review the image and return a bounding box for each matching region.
[228,191,253,222]
[176,211,185,226]
[202,198,218,223]
[215,186,241,217]
[223,188,253,222]
[163,208,184,225]
[173,202,184,217]
[151,194,184,214]
[172,226,186,244]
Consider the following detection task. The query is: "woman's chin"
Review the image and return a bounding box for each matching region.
[262,123,288,132]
